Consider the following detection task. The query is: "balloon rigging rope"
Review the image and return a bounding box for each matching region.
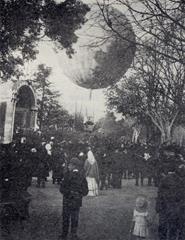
[89,89,95,122]
[89,89,92,101]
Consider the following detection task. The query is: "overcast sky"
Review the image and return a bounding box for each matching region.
[29,41,106,121]
[25,0,133,121]
[24,0,108,121]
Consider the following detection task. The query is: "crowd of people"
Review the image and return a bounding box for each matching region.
[1,130,185,239]
[2,129,176,192]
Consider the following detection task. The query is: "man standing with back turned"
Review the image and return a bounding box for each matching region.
[59,157,88,240]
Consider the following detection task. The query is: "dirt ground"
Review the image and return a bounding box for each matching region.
[1,179,158,240]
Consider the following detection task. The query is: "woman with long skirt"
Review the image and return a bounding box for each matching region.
[84,147,99,196]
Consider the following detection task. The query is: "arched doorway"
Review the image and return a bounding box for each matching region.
[0,81,37,144]
[14,85,37,135]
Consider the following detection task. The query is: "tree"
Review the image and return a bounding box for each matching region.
[97,0,185,64]
[0,0,90,81]
[32,64,70,130]
[43,99,71,130]
[96,0,185,143]
[74,112,84,131]
[95,112,121,136]
[106,39,185,143]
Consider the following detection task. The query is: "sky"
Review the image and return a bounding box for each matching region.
[25,0,108,121]
[25,0,134,121]
[29,41,106,121]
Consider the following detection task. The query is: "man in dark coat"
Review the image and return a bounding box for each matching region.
[52,145,65,184]
[133,143,146,186]
[156,146,185,240]
[59,157,88,240]
[111,149,124,189]
[99,150,109,190]
[36,145,49,188]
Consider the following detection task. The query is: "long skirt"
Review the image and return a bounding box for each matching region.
[86,177,99,196]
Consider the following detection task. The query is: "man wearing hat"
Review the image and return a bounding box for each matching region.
[156,145,185,240]
[59,157,88,240]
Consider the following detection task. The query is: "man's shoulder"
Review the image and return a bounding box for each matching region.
[160,173,181,187]
[70,170,85,180]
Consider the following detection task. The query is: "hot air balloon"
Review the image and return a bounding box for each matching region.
[62,5,136,89]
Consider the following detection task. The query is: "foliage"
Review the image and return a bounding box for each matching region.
[0,0,90,81]
[31,64,71,129]
[95,112,126,136]
[74,112,84,131]
[106,39,185,143]
[98,0,185,143]
[97,0,185,64]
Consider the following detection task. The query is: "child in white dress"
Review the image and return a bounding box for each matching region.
[130,195,150,240]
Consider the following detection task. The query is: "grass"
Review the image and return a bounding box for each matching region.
[1,179,158,240]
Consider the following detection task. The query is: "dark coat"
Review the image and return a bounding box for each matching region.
[52,150,65,179]
[133,145,146,172]
[60,169,88,209]
[112,152,124,174]
[36,148,50,178]
[156,172,185,219]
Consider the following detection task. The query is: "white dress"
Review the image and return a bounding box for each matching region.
[133,209,149,238]
[86,177,99,196]
[84,150,99,197]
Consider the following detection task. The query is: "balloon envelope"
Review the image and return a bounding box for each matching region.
[63,6,136,89]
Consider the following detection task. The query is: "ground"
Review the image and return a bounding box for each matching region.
[1,179,158,240]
